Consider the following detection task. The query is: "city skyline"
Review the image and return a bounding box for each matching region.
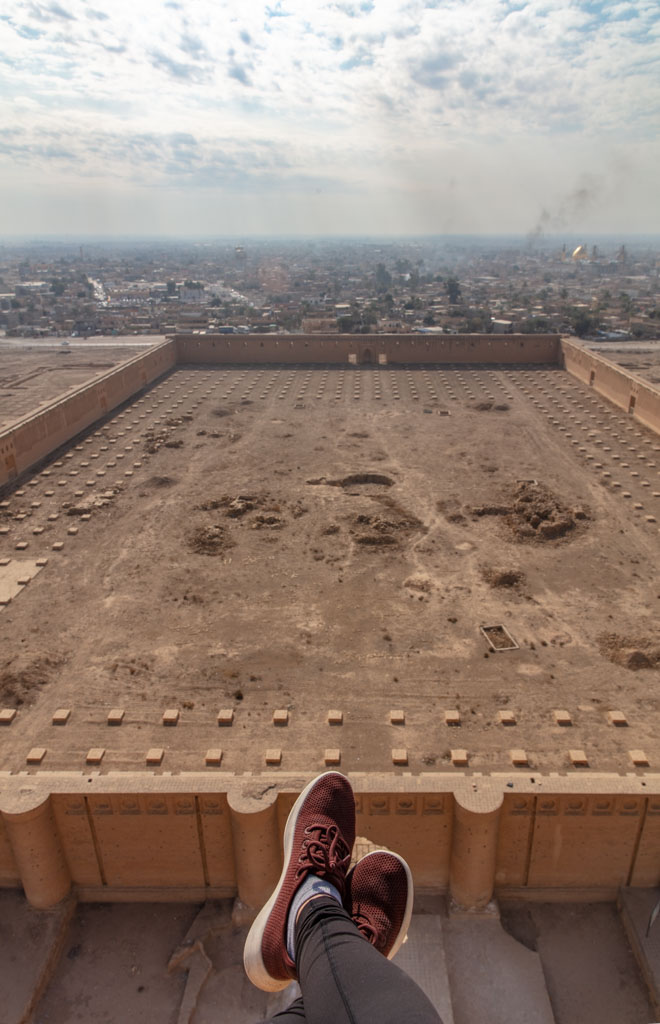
[1,0,659,236]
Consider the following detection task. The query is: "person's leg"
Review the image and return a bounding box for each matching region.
[266,994,306,1022]
[286,896,443,1024]
[264,854,442,1024]
[245,772,441,1023]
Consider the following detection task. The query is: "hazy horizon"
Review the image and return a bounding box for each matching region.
[2,0,659,238]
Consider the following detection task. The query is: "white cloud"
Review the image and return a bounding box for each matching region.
[0,0,658,233]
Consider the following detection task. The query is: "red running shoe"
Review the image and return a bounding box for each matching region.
[243,771,355,992]
[345,850,413,959]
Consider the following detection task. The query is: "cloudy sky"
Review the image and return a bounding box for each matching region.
[0,0,658,236]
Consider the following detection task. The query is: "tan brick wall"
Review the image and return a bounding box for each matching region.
[0,341,177,488]
[561,338,660,436]
[1,774,658,908]
[175,333,561,366]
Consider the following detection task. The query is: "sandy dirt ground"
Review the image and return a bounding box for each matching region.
[0,362,659,776]
[0,336,163,429]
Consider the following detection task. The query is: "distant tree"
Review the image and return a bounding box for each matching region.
[166,280,176,295]
[619,292,633,314]
[50,279,66,296]
[375,263,392,292]
[446,276,461,304]
[571,310,596,337]
[422,313,435,326]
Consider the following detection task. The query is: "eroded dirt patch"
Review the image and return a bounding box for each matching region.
[598,634,660,671]
[473,401,510,412]
[482,567,526,588]
[0,654,66,707]
[307,472,394,489]
[350,495,425,550]
[187,524,235,556]
[473,481,590,542]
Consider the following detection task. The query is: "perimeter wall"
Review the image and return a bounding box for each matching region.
[5,334,660,491]
[0,774,658,910]
[561,338,660,434]
[175,332,560,365]
[0,340,177,489]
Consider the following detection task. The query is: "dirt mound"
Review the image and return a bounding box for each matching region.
[188,524,235,556]
[482,568,525,588]
[355,533,397,546]
[64,490,118,515]
[193,493,303,535]
[598,634,660,671]
[350,495,424,551]
[212,407,232,418]
[473,482,589,542]
[404,577,433,593]
[0,654,65,707]
[473,401,510,412]
[143,419,184,454]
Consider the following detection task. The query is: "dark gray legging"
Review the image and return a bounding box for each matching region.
[265,897,443,1024]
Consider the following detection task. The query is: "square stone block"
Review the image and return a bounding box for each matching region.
[265,748,282,765]
[569,749,589,767]
[27,747,46,765]
[629,749,649,767]
[324,748,341,765]
[146,748,164,766]
[327,709,343,725]
[498,710,517,726]
[451,748,469,767]
[67,526,79,536]
[107,708,125,726]
[52,708,71,725]
[392,748,408,765]
[36,558,48,567]
[217,709,234,726]
[52,542,64,551]
[86,747,105,765]
[389,709,405,725]
[15,541,28,551]
[162,709,179,726]
[510,748,529,767]
[607,710,628,727]
[273,709,289,726]
[0,708,17,725]
[205,748,223,766]
[554,709,572,726]
[445,709,461,726]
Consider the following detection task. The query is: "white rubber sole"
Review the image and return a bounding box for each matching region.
[351,850,414,959]
[243,771,347,992]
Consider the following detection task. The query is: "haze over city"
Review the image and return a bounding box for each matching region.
[1,0,659,237]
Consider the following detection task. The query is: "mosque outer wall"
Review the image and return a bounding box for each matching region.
[0,340,177,490]
[174,332,560,366]
[4,334,660,491]
[561,337,660,434]
[0,773,658,910]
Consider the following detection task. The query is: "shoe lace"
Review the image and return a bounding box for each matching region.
[296,823,352,889]
[353,909,386,951]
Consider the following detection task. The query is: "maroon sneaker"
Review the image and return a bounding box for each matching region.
[345,850,413,959]
[243,771,355,992]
